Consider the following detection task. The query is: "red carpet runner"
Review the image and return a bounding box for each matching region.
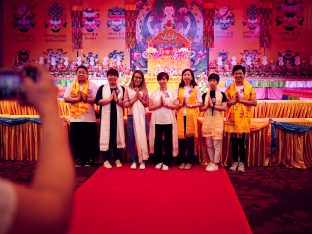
[68,166,252,234]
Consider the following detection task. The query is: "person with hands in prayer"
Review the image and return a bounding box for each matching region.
[64,65,99,167]
[124,70,149,170]
[96,68,125,169]
[225,65,257,173]
[149,72,179,171]
[200,73,227,171]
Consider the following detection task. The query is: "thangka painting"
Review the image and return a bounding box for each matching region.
[132,0,207,75]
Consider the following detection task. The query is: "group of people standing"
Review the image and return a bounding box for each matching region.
[64,65,257,172]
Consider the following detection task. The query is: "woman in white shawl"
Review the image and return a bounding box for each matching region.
[124,70,149,170]
[96,68,125,169]
[149,72,179,171]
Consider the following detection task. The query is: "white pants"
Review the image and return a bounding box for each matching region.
[206,137,222,163]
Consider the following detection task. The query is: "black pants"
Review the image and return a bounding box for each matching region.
[69,122,99,163]
[231,133,246,162]
[179,116,194,164]
[102,120,122,162]
[179,138,194,164]
[102,148,122,162]
[154,124,172,166]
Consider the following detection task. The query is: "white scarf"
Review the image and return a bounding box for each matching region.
[99,84,125,151]
[149,89,178,157]
[127,88,149,161]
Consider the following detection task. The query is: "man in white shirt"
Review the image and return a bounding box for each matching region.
[64,65,99,166]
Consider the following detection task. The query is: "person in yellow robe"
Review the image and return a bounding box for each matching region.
[177,69,203,170]
[225,65,257,172]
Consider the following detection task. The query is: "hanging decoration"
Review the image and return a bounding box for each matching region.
[71,0,83,51]
[125,0,137,49]
[203,0,215,48]
[259,0,273,48]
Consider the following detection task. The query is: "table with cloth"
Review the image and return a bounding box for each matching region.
[0,115,68,160]
[198,118,312,169]
[1,100,312,118]
[1,100,312,168]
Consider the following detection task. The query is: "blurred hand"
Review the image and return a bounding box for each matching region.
[22,64,58,119]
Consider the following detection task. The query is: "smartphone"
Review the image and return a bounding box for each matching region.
[0,69,23,100]
[0,66,37,102]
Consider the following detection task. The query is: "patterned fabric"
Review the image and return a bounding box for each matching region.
[259,0,273,48]
[225,80,256,133]
[72,1,83,50]
[125,2,137,49]
[70,80,89,117]
[177,87,199,138]
[203,0,215,48]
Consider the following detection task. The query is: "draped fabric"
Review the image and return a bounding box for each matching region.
[0,100,100,117]
[1,100,311,119]
[0,115,68,161]
[252,100,312,118]
[125,1,137,49]
[270,120,312,154]
[259,0,273,48]
[177,87,199,138]
[203,0,215,48]
[1,114,311,168]
[72,0,83,51]
[0,116,41,125]
[0,115,41,161]
[268,119,312,169]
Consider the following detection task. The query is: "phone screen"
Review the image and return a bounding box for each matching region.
[0,70,23,100]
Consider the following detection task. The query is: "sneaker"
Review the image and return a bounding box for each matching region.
[184,163,192,170]
[230,162,239,171]
[206,163,218,172]
[237,162,245,172]
[139,162,145,170]
[155,163,163,169]
[115,159,123,168]
[205,163,213,171]
[179,163,185,169]
[130,162,137,169]
[162,164,169,171]
[103,160,112,169]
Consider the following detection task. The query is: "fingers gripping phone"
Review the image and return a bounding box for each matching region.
[0,66,38,104]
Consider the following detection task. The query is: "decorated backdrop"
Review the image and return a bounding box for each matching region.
[3,0,312,78]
